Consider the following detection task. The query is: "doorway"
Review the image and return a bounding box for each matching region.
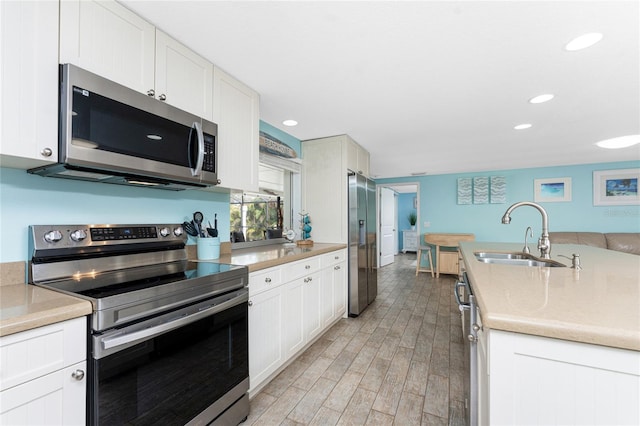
[376,182,420,268]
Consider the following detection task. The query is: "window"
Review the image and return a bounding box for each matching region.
[230,160,300,244]
[230,192,281,242]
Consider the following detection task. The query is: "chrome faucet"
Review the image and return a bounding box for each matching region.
[501,201,551,259]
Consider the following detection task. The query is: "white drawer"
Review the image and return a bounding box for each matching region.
[320,249,346,268]
[249,267,282,295]
[283,257,321,281]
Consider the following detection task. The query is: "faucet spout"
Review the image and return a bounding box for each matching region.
[501,201,551,259]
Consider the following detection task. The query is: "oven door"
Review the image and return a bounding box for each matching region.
[89,288,248,425]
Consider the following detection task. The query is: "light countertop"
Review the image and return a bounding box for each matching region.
[0,284,92,337]
[1,243,346,336]
[460,242,640,351]
[193,242,347,272]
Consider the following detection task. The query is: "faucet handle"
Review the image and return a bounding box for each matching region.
[523,226,533,254]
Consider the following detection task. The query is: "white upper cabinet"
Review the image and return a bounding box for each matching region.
[346,137,370,177]
[302,134,371,243]
[59,0,155,95]
[154,30,213,120]
[60,0,213,120]
[0,0,59,168]
[213,66,260,191]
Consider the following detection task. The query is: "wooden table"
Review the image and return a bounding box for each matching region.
[424,233,475,277]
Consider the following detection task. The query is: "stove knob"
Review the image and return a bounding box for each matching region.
[159,227,170,237]
[173,227,184,237]
[70,229,87,242]
[44,230,63,243]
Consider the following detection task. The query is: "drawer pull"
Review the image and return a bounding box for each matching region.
[305,265,311,270]
[334,265,340,270]
[71,369,85,381]
[265,277,272,283]
[248,300,253,306]
[334,256,339,260]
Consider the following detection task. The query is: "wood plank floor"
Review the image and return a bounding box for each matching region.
[245,254,467,426]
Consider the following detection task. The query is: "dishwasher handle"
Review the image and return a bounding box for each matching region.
[455,280,470,310]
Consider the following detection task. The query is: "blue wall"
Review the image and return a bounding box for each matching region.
[0,167,230,263]
[397,192,417,251]
[376,161,640,244]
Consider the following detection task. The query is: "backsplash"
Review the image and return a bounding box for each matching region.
[0,167,230,263]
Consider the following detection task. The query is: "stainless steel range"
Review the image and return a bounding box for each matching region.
[28,224,249,426]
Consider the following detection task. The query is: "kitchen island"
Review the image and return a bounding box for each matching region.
[459,242,640,425]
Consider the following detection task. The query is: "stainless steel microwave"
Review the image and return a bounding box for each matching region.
[29,64,219,190]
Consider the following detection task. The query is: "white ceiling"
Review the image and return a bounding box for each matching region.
[121,1,640,179]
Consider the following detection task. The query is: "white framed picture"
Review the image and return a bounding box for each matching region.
[534,177,572,202]
[593,168,639,206]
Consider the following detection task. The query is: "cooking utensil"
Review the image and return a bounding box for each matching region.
[193,211,204,237]
[213,213,218,237]
[206,221,217,238]
[182,221,198,237]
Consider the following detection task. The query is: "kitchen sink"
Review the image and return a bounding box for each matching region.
[474,251,566,267]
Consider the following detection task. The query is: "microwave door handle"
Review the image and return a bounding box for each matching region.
[190,122,205,176]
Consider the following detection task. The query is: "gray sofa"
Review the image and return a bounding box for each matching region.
[549,232,640,255]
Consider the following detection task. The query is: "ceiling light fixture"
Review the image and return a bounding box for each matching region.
[282,119,298,127]
[514,123,532,130]
[595,134,640,149]
[529,94,554,104]
[565,32,603,51]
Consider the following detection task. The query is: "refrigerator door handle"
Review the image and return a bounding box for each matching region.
[359,220,365,245]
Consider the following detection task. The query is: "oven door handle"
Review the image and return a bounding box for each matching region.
[101,291,248,352]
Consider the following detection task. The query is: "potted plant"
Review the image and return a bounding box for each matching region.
[408,212,417,230]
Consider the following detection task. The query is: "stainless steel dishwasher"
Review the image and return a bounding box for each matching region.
[455,272,478,426]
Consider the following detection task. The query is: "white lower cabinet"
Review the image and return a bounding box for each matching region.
[247,283,284,389]
[248,249,346,394]
[481,329,640,425]
[0,317,87,426]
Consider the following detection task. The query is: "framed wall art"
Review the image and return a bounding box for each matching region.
[593,168,639,206]
[534,177,572,202]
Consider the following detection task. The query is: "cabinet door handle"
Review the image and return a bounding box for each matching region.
[159,93,167,101]
[147,89,155,97]
[40,147,53,157]
[71,369,85,381]
[265,277,271,283]
[248,300,253,306]
[334,266,340,270]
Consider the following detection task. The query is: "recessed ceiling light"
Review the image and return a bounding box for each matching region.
[282,119,298,127]
[565,33,603,51]
[529,94,554,104]
[595,134,640,149]
[514,123,532,130]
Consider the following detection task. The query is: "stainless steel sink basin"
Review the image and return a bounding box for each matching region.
[474,251,566,267]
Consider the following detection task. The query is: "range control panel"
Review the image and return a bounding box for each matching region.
[29,224,187,253]
[90,226,158,241]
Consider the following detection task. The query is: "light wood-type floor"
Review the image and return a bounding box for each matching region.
[246,254,466,425]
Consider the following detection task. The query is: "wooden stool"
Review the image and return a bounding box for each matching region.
[416,245,434,277]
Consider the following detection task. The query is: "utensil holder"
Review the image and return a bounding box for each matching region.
[197,237,220,260]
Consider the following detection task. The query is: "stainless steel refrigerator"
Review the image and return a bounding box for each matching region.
[348,173,377,316]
